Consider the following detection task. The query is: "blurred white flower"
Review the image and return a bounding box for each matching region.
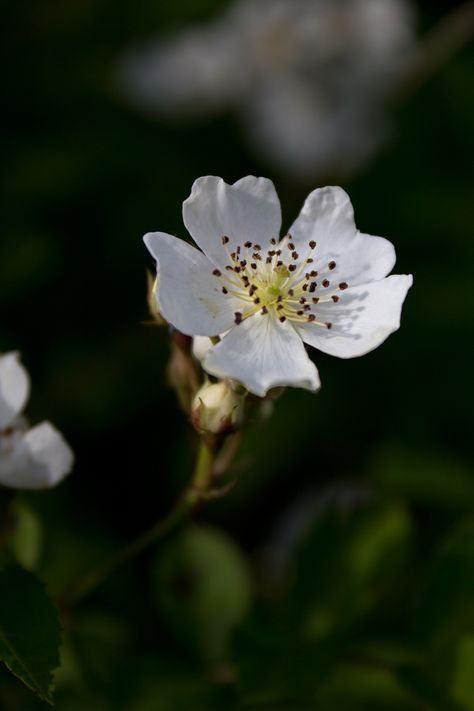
[120,0,416,178]
[0,352,74,489]
[144,175,412,397]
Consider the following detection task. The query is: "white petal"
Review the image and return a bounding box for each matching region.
[202,314,320,397]
[144,232,238,337]
[0,352,30,430]
[192,336,214,362]
[297,274,413,359]
[182,176,281,269]
[289,186,396,285]
[0,421,74,490]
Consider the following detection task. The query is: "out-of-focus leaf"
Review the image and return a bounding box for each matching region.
[7,501,42,570]
[117,654,233,711]
[315,663,420,710]
[370,445,474,509]
[452,636,474,711]
[153,524,252,665]
[58,610,130,689]
[415,519,474,683]
[295,500,412,633]
[0,565,61,704]
[237,500,413,703]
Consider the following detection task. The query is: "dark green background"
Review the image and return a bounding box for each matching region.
[0,1,473,708]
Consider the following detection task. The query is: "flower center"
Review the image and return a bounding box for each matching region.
[212,235,349,329]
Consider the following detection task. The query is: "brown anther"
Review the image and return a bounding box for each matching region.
[254,244,262,251]
[306,258,314,263]
[297,310,304,316]
[302,284,308,292]
[288,242,295,251]
[277,304,283,310]
[268,250,275,257]
[322,279,330,288]
[312,297,319,304]
[310,270,318,277]
[253,253,262,260]
[242,276,250,286]
[331,295,340,303]
[254,297,261,304]
[304,305,311,311]
[234,266,241,273]
[251,263,257,270]
[244,241,252,248]
[288,289,294,296]
[276,250,282,256]
[225,265,233,271]
[212,269,221,276]
[289,264,297,272]
[326,322,332,329]
[279,316,286,322]
[299,297,306,304]
[222,235,230,245]
[261,306,268,314]
[328,261,336,270]
[309,282,317,293]
[309,240,316,249]
[270,238,276,245]
[234,312,243,325]
[230,252,236,260]
[277,260,283,267]
[308,314,316,322]
[249,285,257,295]
[277,295,283,302]
[266,257,272,264]
[339,282,348,290]
[292,251,299,260]
[240,260,247,268]
[222,287,228,294]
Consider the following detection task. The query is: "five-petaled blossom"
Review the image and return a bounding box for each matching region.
[144,176,412,397]
[0,352,74,489]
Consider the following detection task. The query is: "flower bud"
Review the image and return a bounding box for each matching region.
[147,271,167,326]
[191,380,245,435]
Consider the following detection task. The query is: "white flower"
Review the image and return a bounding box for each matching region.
[0,352,74,490]
[120,0,415,178]
[144,176,412,397]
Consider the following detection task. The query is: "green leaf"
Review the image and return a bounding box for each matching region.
[0,564,61,704]
[7,501,43,570]
[416,520,474,651]
[370,445,474,509]
[315,663,420,710]
[452,636,474,710]
[153,524,252,665]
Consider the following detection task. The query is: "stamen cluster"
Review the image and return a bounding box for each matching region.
[212,235,349,329]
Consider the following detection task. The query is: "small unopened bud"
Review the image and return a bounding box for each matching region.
[191,380,246,435]
[167,333,201,412]
[147,271,167,326]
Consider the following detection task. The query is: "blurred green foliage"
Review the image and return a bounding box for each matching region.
[0,0,473,708]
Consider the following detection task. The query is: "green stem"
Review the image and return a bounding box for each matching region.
[65,438,215,604]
